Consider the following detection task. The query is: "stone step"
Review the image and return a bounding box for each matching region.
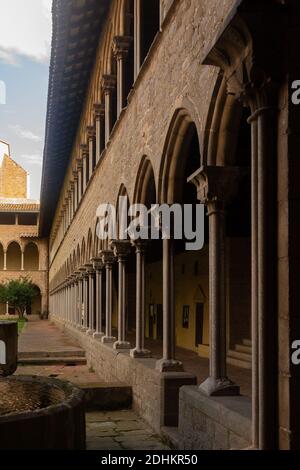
[235,344,252,354]
[227,349,251,362]
[242,339,252,347]
[18,356,87,366]
[227,356,252,370]
[79,383,132,411]
[18,350,85,359]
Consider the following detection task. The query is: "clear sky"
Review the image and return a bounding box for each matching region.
[0,0,52,199]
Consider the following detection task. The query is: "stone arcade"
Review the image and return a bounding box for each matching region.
[38,0,300,450]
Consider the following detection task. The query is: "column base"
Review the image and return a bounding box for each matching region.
[130,348,151,358]
[155,358,183,372]
[86,329,94,336]
[80,326,87,332]
[101,336,117,344]
[113,341,131,350]
[199,376,240,397]
[93,332,104,339]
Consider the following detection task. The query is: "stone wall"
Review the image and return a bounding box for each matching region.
[51,314,196,432]
[0,155,27,198]
[178,386,251,450]
[49,0,237,273]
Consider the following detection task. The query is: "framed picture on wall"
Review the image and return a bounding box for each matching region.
[182,305,190,329]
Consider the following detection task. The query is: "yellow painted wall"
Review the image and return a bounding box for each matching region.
[145,245,210,357]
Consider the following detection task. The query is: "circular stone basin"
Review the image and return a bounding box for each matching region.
[0,376,86,450]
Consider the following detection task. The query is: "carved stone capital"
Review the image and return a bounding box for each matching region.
[80,143,89,159]
[101,249,116,266]
[131,239,148,254]
[188,165,242,207]
[110,240,131,260]
[93,103,105,120]
[101,74,117,93]
[86,125,96,140]
[113,36,133,60]
[91,257,104,271]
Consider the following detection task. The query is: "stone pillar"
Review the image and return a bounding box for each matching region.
[78,273,84,329]
[86,265,95,335]
[87,126,96,179]
[102,74,117,146]
[81,270,88,331]
[111,240,131,350]
[188,165,241,396]
[73,171,78,212]
[93,103,105,162]
[21,251,24,271]
[130,240,151,358]
[156,238,182,372]
[3,251,6,271]
[101,250,116,343]
[80,144,89,193]
[134,0,141,80]
[92,259,105,339]
[77,159,83,203]
[113,36,133,117]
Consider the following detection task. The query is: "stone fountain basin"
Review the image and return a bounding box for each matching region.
[0,376,86,450]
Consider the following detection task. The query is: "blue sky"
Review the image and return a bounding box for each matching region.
[0,0,52,199]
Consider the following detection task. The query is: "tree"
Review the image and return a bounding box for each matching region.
[0,277,38,319]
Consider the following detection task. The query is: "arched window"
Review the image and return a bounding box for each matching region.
[135,0,160,73]
[124,0,134,101]
[24,242,39,271]
[6,242,21,271]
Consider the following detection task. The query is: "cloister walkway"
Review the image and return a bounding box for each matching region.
[15,318,169,450]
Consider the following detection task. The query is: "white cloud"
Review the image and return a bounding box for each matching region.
[0,0,52,64]
[21,154,42,166]
[9,125,42,142]
[0,49,19,66]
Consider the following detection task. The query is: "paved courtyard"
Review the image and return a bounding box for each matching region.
[86,410,169,450]
[16,318,169,451]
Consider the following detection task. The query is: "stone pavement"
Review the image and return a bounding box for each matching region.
[16,319,169,451]
[86,410,170,450]
[18,318,84,356]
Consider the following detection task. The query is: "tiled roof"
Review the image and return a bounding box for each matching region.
[39,0,111,237]
[0,198,40,212]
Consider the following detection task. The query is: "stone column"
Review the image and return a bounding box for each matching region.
[73,171,78,212]
[93,103,105,162]
[78,273,84,329]
[134,0,141,80]
[21,251,24,271]
[101,250,116,343]
[86,265,95,335]
[77,159,83,203]
[113,36,133,117]
[80,144,89,193]
[188,165,241,396]
[130,240,151,358]
[3,251,6,271]
[81,270,89,331]
[92,259,105,339]
[156,238,182,372]
[102,74,117,146]
[87,126,96,179]
[111,240,131,350]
